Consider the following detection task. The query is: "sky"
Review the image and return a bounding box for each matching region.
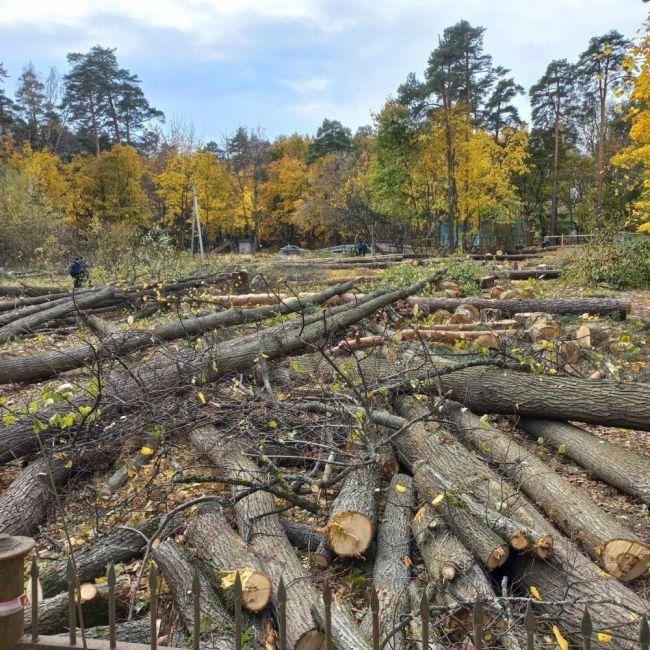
[0,0,647,142]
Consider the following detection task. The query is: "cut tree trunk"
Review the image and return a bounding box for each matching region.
[0,457,72,535]
[40,515,181,597]
[576,324,610,349]
[311,596,372,650]
[0,287,128,343]
[76,620,152,644]
[191,424,369,650]
[153,539,238,649]
[185,507,272,613]
[324,462,378,557]
[23,579,129,635]
[0,285,68,298]
[0,274,433,466]
[406,296,630,319]
[360,473,413,650]
[0,279,360,385]
[470,253,541,261]
[444,402,649,581]
[383,396,648,645]
[413,467,510,571]
[518,418,650,503]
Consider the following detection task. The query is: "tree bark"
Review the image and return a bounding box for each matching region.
[0,275,433,465]
[185,507,272,613]
[0,279,360,385]
[311,596,372,650]
[190,425,323,649]
[324,461,378,557]
[153,539,238,649]
[444,402,649,580]
[40,515,181,597]
[406,296,630,319]
[0,285,68,298]
[469,253,542,261]
[0,287,127,343]
[360,473,413,650]
[518,418,650,503]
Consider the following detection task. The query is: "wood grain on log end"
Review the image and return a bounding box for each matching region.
[485,544,510,570]
[532,534,554,560]
[326,513,374,557]
[603,539,650,581]
[239,570,273,612]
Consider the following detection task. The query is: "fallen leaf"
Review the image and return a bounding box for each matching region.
[529,586,541,600]
[140,447,154,456]
[552,625,569,650]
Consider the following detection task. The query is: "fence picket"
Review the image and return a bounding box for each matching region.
[371,586,380,650]
[641,615,649,650]
[233,571,242,650]
[30,557,39,643]
[524,602,536,650]
[473,600,483,650]
[278,577,287,650]
[419,589,429,650]
[149,565,158,650]
[65,559,76,647]
[581,607,593,650]
[323,582,332,650]
[192,569,200,650]
[108,562,117,650]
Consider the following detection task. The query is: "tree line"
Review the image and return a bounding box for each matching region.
[0,20,648,265]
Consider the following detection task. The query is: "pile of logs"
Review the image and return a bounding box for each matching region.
[0,266,648,649]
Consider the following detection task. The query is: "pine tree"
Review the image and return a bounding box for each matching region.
[15,63,46,147]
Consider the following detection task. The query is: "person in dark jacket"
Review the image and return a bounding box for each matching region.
[68,257,89,288]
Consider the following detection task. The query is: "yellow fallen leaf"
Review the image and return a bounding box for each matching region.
[431,493,445,508]
[394,483,407,493]
[197,391,206,404]
[221,566,255,590]
[140,446,154,456]
[552,625,569,650]
[529,586,541,600]
[64,460,73,470]
[597,631,613,643]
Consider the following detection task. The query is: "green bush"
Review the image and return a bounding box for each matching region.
[439,256,487,295]
[562,238,650,290]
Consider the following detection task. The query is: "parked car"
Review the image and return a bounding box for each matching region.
[279,244,308,256]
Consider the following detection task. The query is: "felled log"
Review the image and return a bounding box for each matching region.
[40,515,181,597]
[191,425,368,650]
[384,397,648,644]
[360,474,413,650]
[470,253,541,261]
[0,287,128,343]
[153,539,237,649]
[406,296,631,319]
[324,462,378,557]
[0,278,359,385]
[311,596,372,650]
[480,270,561,288]
[576,323,610,349]
[414,467,510,570]
[519,418,650,503]
[73,619,152,644]
[186,507,272,613]
[0,284,68,297]
[0,457,72,535]
[443,403,649,581]
[24,579,129,635]
[411,503,496,607]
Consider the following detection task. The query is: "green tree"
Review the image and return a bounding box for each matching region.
[307,119,353,162]
[483,66,524,141]
[530,59,577,236]
[15,63,46,147]
[0,63,18,138]
[577,31,632,223]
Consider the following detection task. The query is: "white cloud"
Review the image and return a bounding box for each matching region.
[281,76,330,94]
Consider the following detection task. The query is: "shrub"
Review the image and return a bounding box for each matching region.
[562,237,650,290]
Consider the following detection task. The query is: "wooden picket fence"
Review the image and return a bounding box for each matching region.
[13,557,650,650]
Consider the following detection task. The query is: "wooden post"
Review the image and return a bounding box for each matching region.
[0,535,35,646]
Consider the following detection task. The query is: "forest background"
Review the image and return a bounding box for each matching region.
[0,17,649,268]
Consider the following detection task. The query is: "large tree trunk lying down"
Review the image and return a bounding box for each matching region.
[413,467,510,571]
[72,619,152,644]
[191,425,369,650]
[324,462,378,557]
[186,507,272,613]
[360,474,413,650]
[0,278,360,385]
[153,539,238,649]
[518,418,650,503]
[384,397,648,645]
[0,292,88,327]
[311,597,372,650]
[40,515,181,597]
[24,579,129,635]
[411,503,497,612]
[0,456,72,535]
[0,287,129,342]
[0,274,429,466]
[0,284,68,298]
[0,291,84,316]
[470,253,541,261]
[406,295,631,319]
[444,403,650,581]
[480,270,561,287]
[199,291,363,307]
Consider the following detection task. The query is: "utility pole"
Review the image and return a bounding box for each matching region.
[192,183,205,258]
